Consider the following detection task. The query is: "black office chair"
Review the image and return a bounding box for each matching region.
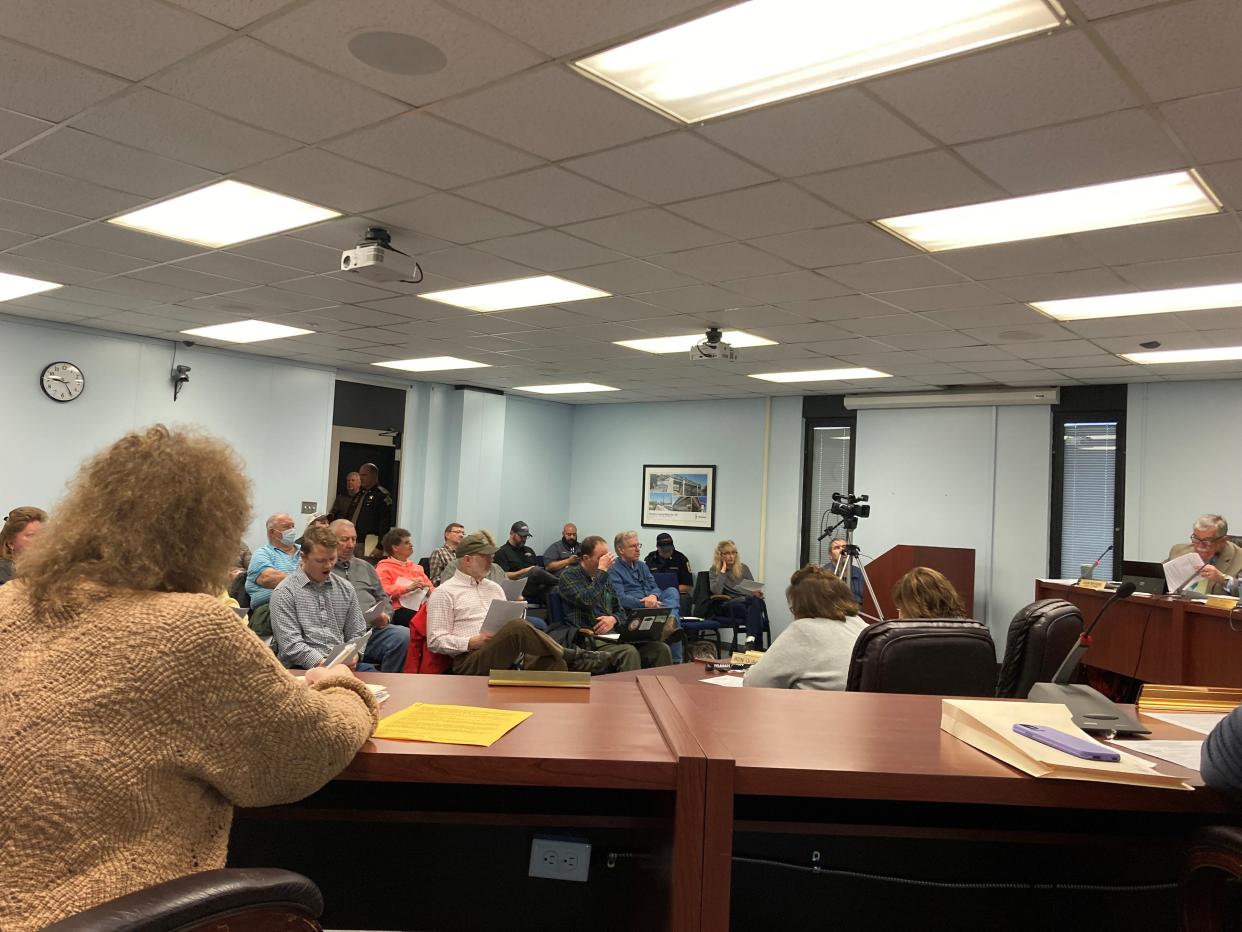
[846,620,996,696]
[690,570,761,652]
[418,556,432,578]
[43,868,323,931]
[1180,825,1242,932]
[995,598,1084,698]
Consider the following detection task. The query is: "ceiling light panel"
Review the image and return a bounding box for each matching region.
[749,368,892,382]
[877,171,1221,252]
[180,319,313,343]
[110,180,340,248]
[1122,346,1242,365]
[615,330,777,353]
[573,0,1066,124]
[0,271,61,302]
[512,383,619,394]
[373,356,490,372]
[1034,282,1242,321]
[420,275,610,312]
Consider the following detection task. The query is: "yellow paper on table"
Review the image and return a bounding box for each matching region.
[373,702,532,747]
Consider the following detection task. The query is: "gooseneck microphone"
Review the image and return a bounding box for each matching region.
[1092,543,1115,567]
[1050,580,1136,685]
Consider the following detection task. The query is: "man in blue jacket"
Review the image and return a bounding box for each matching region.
[608,529,684,662]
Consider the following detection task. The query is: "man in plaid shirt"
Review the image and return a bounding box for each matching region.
[556,535,672,671]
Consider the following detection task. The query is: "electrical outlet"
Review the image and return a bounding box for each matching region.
[529,837,590,882]
[300,501,318,514]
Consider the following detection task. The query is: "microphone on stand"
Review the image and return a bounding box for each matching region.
[1092,543,1114,568]
[1028,580,1149,735]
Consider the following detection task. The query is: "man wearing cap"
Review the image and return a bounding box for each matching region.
[645,532,693,594]
[542,523,581,576]
[495,521,559,604]
[428,530,605,675]
[610,529,685,663]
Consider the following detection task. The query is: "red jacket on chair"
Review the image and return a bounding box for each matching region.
[403,604,452,674]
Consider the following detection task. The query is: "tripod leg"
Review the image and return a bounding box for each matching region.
[856,559,886,623]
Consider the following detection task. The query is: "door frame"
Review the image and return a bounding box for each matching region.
[329,427,399,507]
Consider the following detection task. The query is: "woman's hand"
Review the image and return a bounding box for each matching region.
[305,663,355,685]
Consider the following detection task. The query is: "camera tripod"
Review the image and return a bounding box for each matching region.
[828,522,886,623]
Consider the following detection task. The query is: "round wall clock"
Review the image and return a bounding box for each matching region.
[40,361,85,403]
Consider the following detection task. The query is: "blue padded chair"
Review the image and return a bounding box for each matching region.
[660,570,721,658]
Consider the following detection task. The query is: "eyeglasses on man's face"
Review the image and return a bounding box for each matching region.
[1191,534,1224,547]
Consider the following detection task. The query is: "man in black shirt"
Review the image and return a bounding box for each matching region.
[347,463,393,558]
[494,521,559,604]
[645,532,693,593]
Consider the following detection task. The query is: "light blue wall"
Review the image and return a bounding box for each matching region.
[499,394,573,550]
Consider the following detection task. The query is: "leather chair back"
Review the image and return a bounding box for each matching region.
[846,620,996,696]
[995,598,1083,698]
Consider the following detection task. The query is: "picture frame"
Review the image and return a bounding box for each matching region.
[641,465,716,531]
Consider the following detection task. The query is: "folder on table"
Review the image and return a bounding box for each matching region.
[941,699,1192,790]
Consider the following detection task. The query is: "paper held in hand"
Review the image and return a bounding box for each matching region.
[480,597,527,635]
[399,583,427,612]
[735,579,764,594]
[1163,551,1204,593]
[941,699,1192,790]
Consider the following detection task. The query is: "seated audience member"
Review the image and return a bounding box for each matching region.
[227,541,252,607]
[1202,705,1242,797]
[609,530,684,662]
[1171,514,1242,595]
[429,522,465,583]
[244,513,300,636]
[645,532,693,594]
[294,513,330,547]
[827,536,864,603]
[329,470,361,521]
[557,535,672,671]
[745,566,866,690]
[0,425,376,931]
[892,567,966,619]
[427,530,602,675]
[542,523,582,576]
[329,518,394,618]
[376,527,434,626]
[270,525,409,672]
[495,521,560,602]
[0,506,47,585]
[709,540,769,649]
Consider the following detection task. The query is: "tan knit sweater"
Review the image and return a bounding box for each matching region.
[0,583,378,930]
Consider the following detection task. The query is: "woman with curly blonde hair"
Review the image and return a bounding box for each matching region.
[0,505,47,585]
[892,567,967,619]
[0,425,379,931]
[709,539,769,648]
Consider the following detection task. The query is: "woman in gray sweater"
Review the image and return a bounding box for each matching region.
[709,539,769,648]
[744,565,867,690]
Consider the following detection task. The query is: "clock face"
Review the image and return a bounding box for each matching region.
[41,361,85,403]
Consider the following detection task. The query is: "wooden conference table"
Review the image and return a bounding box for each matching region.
[234,666,1238,932]
[1036,579,1242,686]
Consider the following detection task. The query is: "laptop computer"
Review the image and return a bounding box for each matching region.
[617,607,676,643]
[1122,560,1167,595]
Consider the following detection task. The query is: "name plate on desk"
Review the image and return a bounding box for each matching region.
[1205,595,1239,611]
[1076,578,1108,591]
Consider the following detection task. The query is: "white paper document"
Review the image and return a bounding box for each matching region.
[480,597,527,635]
[1163,552,1205,593]
[499,576,529,601]
[1113,739,1204,772]
[1143,712,1228,736]
[700,674,745,687]
[736,579,764,594]
[363,600,391,625]
[400,584,427,612]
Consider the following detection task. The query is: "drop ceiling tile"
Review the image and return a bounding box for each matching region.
[1075,0,1165,17]
[925,304,1051,329]
[613,313,713,337]
[0,0,229,80]
[10,128,217,199]
[877,282,1008,312]
[701,88,933,177]
[648,243,795,281]
[0,227,30,249]
[937,238,1101,280]
[1096,0,1242,102]
[489,305,593,329]
[51,285,159,311]
[962,323,1074,344]
[1090,330,1212,353]
[373,193,538,245]
[129,264,246,294]
[0,197,84,236]
[11,239,149,274]
[752,224,917,268]
[235,149,432,214]
[564,208,730,256]
[0,302,94,324]
[0,107,50,152]
[705,305,813,329]
[474,229,625,272]
[1001,339,1113,359]
[666,182,849,240]
[632,284,764,313]
[1032,353,1130,369]
[176,252,303,285]
[877,330,981,350]
[1058,314,1193,338]
[227,235,343,272]
[565,133,772,204]
[163,0,290,28]
[838,314,948,337]
[1073,213,1242,267]
[0,160,142,218]
[921,345,1022,363]
[0,252,98,284]
[417,246,534,284]
[150,38,408,144]
[1161,88,1242,164]
[986,267,1131,301]
[870,32,1137,144]
[1061,365,1150,380]
[458,166,643,226]
[1179,307,1242,330]
[556,294,664,321]
[88,275,205,303]
[275,274,401,304]
[253,0,544,106]
[779,294,901,322]
[822,256,967,293]
[1113,252,1242,290]
[956,109,1186,195]
[0,37,129,122]
[324,112,541,188]
[956,360,1046,374]
[563,260,698,296]
[747,321,856,343]
[54,222,204,262]
[719,270,852,303]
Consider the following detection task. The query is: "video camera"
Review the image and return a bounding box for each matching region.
[830,491,871,529]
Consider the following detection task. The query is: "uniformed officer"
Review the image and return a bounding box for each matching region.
[347,462,393,556]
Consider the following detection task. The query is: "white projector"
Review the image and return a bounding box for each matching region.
[340,243,409,283]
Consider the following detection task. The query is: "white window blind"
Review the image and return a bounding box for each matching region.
[808,425,851,564]
[1060,421,1117,578]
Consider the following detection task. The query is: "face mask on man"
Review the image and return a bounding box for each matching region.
[281,529,297,546]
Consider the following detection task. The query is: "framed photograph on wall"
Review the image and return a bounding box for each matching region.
[641,465,716,531]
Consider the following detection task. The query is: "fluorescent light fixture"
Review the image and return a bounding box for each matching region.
[749,368,891,383]
[180,319,313,343]
[109,180,340,247]
[1122,346,1242,365]
[512,383,619,394]
[1034,282,1242,321]
[573,0,1065,123]
[877,171,1220,251]
[0,270,61,302]
[615,330,776,353]
[420,276,609,312]
[372,356,490,372]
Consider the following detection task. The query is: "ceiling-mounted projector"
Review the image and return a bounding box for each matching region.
[340,226,423,284]
[690,326,738,362]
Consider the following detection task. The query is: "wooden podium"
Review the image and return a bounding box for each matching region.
[860,545,975,620]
